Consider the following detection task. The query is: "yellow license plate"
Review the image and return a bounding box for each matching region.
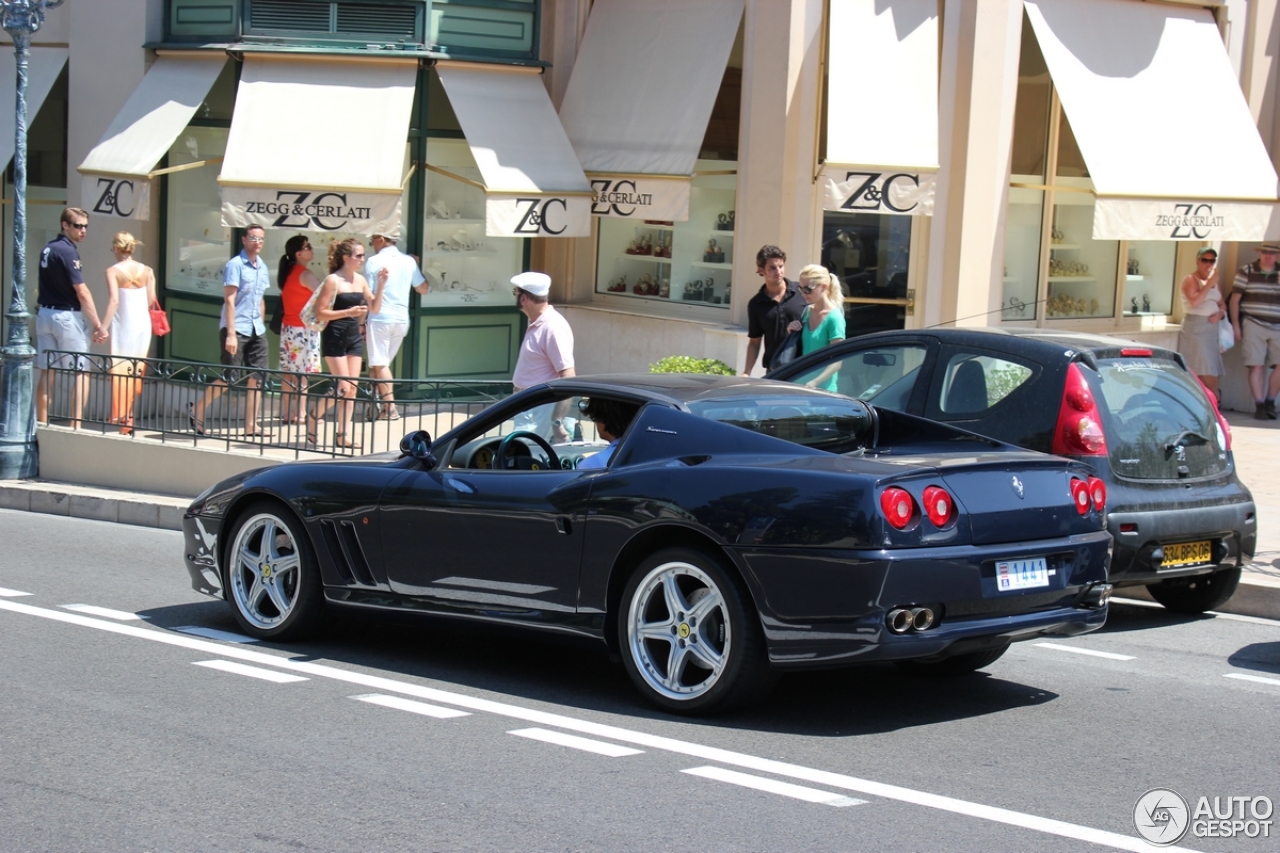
[1162,540,1212,568]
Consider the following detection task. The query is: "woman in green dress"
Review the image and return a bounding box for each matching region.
[786,264,846,391]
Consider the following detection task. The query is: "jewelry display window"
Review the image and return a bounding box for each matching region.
[420,137,524,307]
[595,162,736,311]
[165,126,232,297]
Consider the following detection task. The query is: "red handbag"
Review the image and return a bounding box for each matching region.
[149,303,171,337]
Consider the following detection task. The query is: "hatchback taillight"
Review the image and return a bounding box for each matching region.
[880,487,916,529]
[1052,363,1107,456]
[1070,477,1091,514]
[922,485,955,528]
[1195,375,1232,451]
[1087,476,1107,512]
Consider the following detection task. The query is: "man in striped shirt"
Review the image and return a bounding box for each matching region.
[1229,242,1280,419]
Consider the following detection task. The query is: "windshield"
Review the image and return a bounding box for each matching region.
[688,395,874,453]
[1093,357,1228,480]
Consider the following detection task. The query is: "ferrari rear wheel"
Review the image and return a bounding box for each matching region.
[1148,567,1241,614]
[225,501,325,640]
[619,547,774,715]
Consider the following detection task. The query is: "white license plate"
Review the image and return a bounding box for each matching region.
[995,557,1049,591]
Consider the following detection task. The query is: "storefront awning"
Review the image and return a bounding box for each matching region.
[557,0,744,221]
[433,61,592,237]
[219,54,416,236]
[1,46,68,168]
[821,0,939,216]
[1025,0,1280,241]
[76,52,226,221]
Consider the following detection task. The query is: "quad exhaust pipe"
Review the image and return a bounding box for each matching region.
[887,606,937,634]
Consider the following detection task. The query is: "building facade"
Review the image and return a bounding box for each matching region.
[4,0,1279,410]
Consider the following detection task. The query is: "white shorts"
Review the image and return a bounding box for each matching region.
[365,321,409,367]
[35,307,90,371]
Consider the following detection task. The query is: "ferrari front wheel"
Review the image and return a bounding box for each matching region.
[225,501,325,641]
[619,547,774,715]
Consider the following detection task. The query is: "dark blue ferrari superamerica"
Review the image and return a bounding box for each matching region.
[183,374,1113,714]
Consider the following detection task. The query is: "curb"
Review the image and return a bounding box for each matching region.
[0,480,189,531]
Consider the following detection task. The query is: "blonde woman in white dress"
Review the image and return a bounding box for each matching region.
[100,231,156,434]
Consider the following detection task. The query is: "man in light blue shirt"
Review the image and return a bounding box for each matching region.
[576,397,640,470]
[190,225,272,436]
[365,233,429,419]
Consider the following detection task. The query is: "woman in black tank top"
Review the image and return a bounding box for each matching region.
[305,239,387,449]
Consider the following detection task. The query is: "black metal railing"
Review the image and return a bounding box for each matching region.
[41,351,513,458]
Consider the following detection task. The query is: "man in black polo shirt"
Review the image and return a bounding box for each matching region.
[35,207,106,429]
[741,244,805,375]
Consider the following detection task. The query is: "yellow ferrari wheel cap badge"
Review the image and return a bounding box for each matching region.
[678,622,691,639]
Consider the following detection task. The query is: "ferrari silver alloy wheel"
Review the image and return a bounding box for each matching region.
[626,560,731,702]
[228,512,303,631]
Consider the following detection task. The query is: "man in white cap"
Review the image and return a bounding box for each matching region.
[511,271,576,442]
[365,233,430,420]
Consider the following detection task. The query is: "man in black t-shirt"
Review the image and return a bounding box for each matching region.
[741,244,806,375]
[35,207,106,428]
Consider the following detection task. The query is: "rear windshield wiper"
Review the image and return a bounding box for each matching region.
[1165,429,1211,451]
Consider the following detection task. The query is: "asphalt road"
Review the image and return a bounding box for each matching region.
[1,510,1278,853]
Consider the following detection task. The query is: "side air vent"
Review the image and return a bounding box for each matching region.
[319,518,377,587]
[249,0,422,43]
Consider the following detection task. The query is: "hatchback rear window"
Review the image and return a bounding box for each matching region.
[688,395,874,453]
[1093,358,1228,480]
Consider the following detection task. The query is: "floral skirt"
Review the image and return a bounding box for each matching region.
[280,324,321,374]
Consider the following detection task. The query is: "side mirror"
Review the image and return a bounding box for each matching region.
[399,430,437,468]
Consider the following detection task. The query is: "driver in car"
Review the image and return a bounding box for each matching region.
[576,398,640,470]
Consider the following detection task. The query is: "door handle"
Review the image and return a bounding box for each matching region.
[556,517,573,535]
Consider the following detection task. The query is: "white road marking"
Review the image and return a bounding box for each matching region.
[1033,643,1135,661]
[1224,673,1280,687]
[1111,597,1280,627]
[175,626,259,643]
[0,587,32,597]
[352,693,471,719]
[509,727,643,757]
[193,659,308,683]
[60,604,144,621]
[0,597,1202,853]
[683,766,866,807]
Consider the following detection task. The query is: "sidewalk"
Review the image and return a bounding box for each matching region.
[1,411,1277,619]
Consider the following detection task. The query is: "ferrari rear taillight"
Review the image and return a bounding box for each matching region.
[1052,363,1107,456]
[922,485,955,528]
[880,487,916,529]
[1070,477,1091,514]
[1087,476,1107,512]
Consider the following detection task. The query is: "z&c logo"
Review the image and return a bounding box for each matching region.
[839,171,923,213]
[90,177,140,218]
[1154,203,1225,240]
[513,197,569,235]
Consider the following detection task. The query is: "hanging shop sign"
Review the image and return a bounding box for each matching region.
[486,195,593,238]
[81,174,152,221]
[221,186,403,236]
[1093,199,1273,243]
[589,176,692,221]
[821,167,937,216]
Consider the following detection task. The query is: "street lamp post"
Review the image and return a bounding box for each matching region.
[0,0,63,479]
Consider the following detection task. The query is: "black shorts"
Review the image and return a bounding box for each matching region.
[219,327,269,382]
[321,318,364,358]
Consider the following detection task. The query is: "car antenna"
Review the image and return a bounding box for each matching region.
[924,297,1048,329]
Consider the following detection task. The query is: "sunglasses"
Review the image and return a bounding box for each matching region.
[799,283,821,293]
[1199,257,1217,263]
[351,253,365,259]
[69,222,88,230]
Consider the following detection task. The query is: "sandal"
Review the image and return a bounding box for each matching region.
[304,411,319,449]
[187,402,206,436]
[335,432,361,450]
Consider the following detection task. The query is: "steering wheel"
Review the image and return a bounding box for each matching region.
[494,430,561,471]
